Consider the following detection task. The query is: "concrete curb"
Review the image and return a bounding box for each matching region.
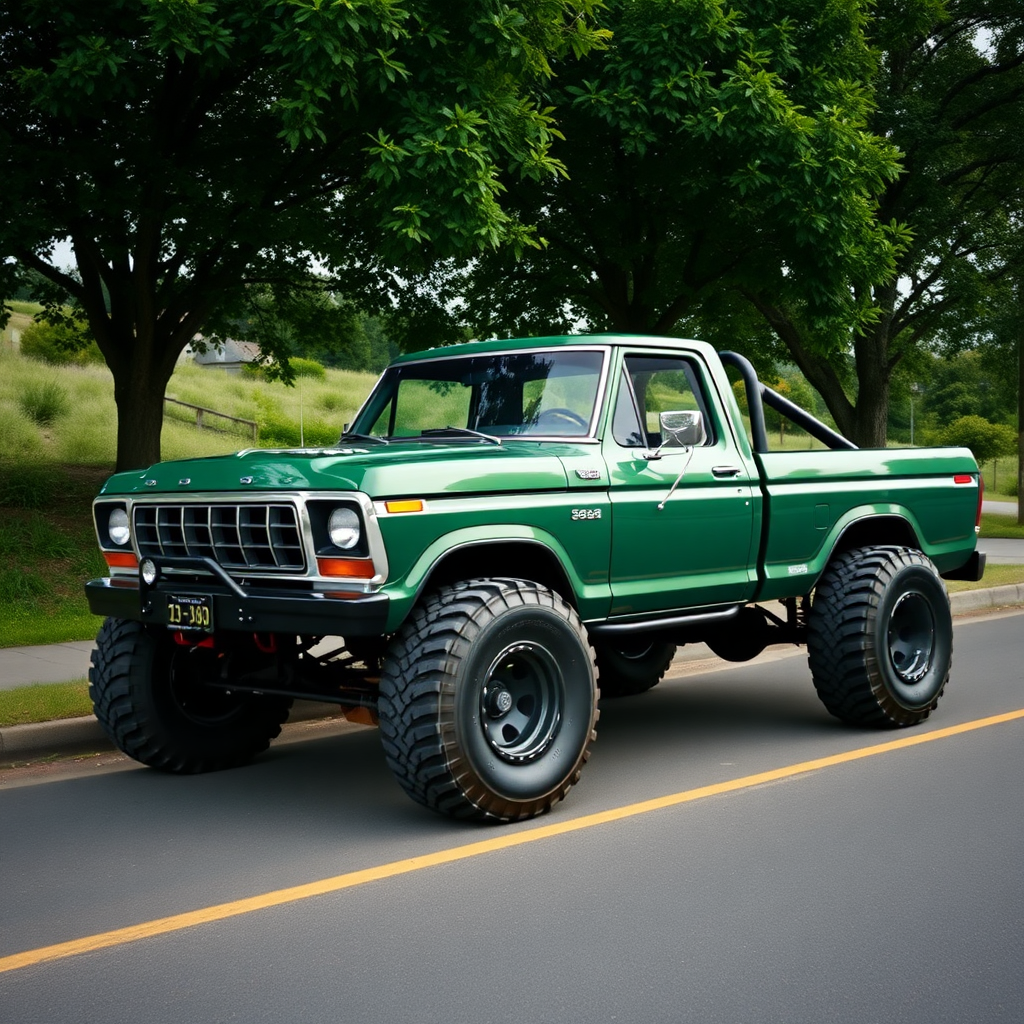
[2,587,1022,765]
[0,700,347,765]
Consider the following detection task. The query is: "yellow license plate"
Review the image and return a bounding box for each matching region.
[167,594,214,632]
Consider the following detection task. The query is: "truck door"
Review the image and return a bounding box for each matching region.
[604,352,757,615]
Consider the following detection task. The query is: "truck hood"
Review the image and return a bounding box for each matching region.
[98,440,592,498]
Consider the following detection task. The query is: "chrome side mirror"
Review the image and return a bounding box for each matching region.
[660,409,706,448]
[644,410,706,460]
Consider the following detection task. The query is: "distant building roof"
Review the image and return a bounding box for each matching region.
[188,338,262,369]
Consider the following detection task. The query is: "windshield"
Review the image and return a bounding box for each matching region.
[350,349,606,441]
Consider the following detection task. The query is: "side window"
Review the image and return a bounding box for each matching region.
[614,355,714,448]
[611,370,645,447]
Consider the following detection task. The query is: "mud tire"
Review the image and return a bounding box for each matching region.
[89,617,291,772]
[378,578,599,822]
[807,547,952,728]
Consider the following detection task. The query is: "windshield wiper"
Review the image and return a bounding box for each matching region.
[419,426,502,446]
[337,431,389,446]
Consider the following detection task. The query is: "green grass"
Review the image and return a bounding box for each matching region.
[979,513,1024,540]
[946,563,1024,593]
[0,680,91,728]
[0,348,380,647]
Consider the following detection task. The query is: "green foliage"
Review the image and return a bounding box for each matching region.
[0,0,609,470]
[19,319,103,367]
[18,379,70,425]
[940,416,1017,465]
[422,0,901,351]
[289,357,326,380]
[736,0,1024,447]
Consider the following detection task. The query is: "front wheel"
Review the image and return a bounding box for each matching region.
[378,579,599,822]
[807,547,952,728]
[89,617,292,772]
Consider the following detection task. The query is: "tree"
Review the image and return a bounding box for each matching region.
[742,0,1024,446]
[940,414,1016,464]
[402,0,902,361]
[0,0,606,470]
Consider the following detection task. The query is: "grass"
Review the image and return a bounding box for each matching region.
[0,680,91,727]
[0,464,110,647]
[946,563,1024,592]
[979,513,1024,540]
[0,349,380,648]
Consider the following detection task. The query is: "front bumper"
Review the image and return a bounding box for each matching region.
[86,568,390,638]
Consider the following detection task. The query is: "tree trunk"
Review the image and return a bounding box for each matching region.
[112,367,171,472]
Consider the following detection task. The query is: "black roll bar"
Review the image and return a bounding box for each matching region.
[718,350,857,453]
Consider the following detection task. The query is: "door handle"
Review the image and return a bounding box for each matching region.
[712,465,742,478]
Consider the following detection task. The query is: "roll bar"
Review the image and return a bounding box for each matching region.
[718,350,857,453]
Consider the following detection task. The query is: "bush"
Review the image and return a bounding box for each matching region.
[19,379,69,425]
[289,357,327,380]
[20,320,104,366]
[258,416,339,448]
[0,403,46,462]
[940,416,1017,465]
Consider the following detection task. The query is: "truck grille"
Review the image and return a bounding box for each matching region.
[134,503,306,572]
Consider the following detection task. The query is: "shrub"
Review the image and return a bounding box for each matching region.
[258,416,339,448]
[941,415,1017,465]
[290,357,327,380]
[0,404,46,462]
[19,379,70,425]
[20,320,104,366]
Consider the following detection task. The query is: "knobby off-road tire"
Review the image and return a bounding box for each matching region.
[593,639,676,698]
[807,546,953,728]
[378,578,600,822]
[89,617,292,773]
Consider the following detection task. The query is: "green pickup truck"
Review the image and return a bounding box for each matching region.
[86,334,985,822]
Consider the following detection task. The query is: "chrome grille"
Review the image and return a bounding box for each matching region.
[134,503,305,572]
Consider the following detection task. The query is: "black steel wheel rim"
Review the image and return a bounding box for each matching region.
[479,642,563,764]
[887,591,936,690]
[168,647,243,725]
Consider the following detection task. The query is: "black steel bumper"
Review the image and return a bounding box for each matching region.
[86,571,390,638]
[941,549,987,583]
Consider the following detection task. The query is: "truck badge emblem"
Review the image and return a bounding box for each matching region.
[575,469,601,480]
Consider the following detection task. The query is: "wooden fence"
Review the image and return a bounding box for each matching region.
[164,397,258,443]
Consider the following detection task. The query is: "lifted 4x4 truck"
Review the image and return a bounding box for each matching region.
[86,335,986,822]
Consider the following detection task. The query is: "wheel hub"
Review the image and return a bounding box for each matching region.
[485,685,514,719]
[478,642,563,764]
[887,591,935,684]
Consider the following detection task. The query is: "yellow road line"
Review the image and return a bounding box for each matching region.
[3,707,1023,976]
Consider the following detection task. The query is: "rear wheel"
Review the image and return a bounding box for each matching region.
[807,547,952,727]
[378,578,599,822]
[593,639,676,698]
[89,617,292,772]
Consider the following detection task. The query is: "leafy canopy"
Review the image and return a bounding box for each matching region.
[0,0,608,469]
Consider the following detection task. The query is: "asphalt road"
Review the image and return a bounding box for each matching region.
[2,610,1022,1024]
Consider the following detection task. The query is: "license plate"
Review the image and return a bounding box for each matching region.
[167,594,214,632]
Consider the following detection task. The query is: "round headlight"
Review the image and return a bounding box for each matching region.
[328,507,361,550]
[140,558,158,586]
[108,508,131,547]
